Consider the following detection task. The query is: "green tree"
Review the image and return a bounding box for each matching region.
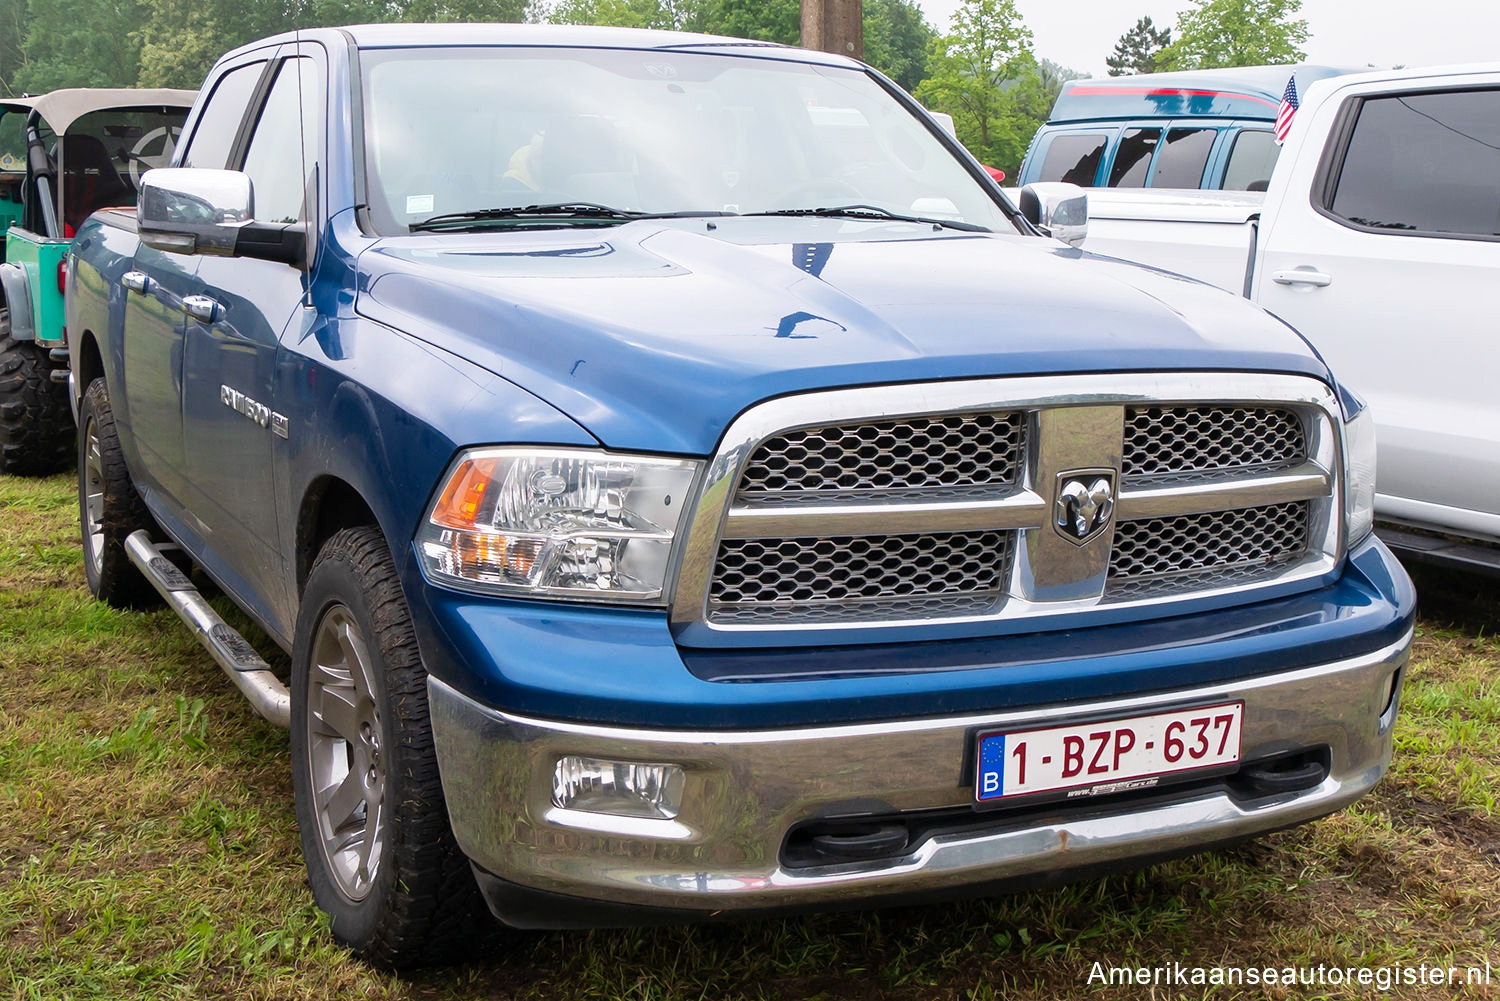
[1105,15,1170,76]
[704,0,799,42]
[1026,57,1084,116]
[133,0,225,89]
[862,0,934,93]
[1160,0,1307,70]
[11,0,144,92]
[0,0,27,95]
[545,0,702,30]
[400,0,530,18]
[913,0,1035,173]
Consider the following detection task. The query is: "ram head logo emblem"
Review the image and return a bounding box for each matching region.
[1054,470,1116,545]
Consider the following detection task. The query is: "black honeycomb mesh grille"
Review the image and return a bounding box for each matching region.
[1123,406,1305,479]
[708,531,1010,622]
[1108,502,1310,583]
[737,412,1024,500]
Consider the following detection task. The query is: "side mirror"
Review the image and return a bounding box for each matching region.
[138,167,305,266]
[138,168,252,256]
[1018,181,1088,248]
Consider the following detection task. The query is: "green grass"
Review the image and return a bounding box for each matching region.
[2,473,1498,1000]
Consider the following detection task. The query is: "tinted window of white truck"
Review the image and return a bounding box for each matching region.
[1329,88,1500,238]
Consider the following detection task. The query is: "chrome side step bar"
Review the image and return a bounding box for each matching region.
[124,530,291,729]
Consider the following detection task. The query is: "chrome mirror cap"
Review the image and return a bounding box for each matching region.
[137,167,253,257]
[1018,181,1088,248]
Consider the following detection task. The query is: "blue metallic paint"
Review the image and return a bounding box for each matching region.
[357,222,1333,456]
[408,534,1414,729]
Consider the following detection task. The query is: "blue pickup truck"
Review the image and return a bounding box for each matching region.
[66,24,1414,968]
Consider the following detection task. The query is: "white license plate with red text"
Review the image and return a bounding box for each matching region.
[975,702,1243,803]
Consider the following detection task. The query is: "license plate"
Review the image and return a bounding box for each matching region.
[975,702,1243,804]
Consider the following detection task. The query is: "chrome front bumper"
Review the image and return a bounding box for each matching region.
[429,631,1409,922]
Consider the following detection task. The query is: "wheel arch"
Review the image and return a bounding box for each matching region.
[74,327,104,399]
[295,475,381,595]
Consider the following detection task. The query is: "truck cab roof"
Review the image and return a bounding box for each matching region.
[220,22,855,67]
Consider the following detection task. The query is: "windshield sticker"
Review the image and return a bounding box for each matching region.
[406,194,435,215]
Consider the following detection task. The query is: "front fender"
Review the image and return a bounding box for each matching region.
[277,313,599,637]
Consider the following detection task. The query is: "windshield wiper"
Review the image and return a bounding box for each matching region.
[409,202,731,232]
[744,204,990,232]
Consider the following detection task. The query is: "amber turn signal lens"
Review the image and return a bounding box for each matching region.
[431,456,501,530]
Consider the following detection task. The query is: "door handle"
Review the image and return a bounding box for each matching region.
[181,295,223,323]
[1270,269,1332,287]
[121,271,153,294]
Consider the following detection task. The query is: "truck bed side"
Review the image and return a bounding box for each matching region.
[1079,189,1263,292]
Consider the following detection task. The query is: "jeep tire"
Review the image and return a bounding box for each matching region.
[0,309,75,476]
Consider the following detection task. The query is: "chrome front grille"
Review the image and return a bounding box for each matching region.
[737,412,1024,501]
[1108,501,1310,583]
[675,375,1343,633]
[1123,405,1306,478]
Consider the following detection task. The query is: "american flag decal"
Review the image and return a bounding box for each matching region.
[1274,76,1299,145]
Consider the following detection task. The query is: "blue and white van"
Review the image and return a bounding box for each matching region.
[1018,65,1354,191]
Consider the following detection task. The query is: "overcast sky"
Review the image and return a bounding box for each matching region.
[912,0,1500,78]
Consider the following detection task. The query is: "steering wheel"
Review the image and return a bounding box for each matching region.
[119,126,182,190]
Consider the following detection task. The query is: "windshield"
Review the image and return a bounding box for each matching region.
[359,46,1015,235]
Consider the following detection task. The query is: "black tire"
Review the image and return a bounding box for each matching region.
[0,309,75,476]
[78,378,160,609]
[290,526,490,969]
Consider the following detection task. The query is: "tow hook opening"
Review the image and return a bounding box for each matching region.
[784,820,910,867]
[1228,747,1330,799]
[1378,665,1404,733]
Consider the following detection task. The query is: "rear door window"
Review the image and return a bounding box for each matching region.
[1222,129,1279,191]
[1150,127,1215,188]
[1108,127,1160,187]
[1038,133,1108,185]
[1326,88,1500,238]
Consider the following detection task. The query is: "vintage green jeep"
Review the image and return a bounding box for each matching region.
[1,88,194,474]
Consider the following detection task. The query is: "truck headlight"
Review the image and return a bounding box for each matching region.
[416,447,700,603]
[1342,402,1377,545]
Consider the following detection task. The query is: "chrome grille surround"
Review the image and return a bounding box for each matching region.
[671,374,1344,637]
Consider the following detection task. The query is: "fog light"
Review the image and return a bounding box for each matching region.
[552,756,685,820]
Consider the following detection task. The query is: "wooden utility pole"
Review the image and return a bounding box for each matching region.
[801,0,864,60]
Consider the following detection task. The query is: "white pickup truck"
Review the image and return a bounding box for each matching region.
[1079,63,1500,572]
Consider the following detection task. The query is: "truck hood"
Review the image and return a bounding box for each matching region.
[355,218,1329,455]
